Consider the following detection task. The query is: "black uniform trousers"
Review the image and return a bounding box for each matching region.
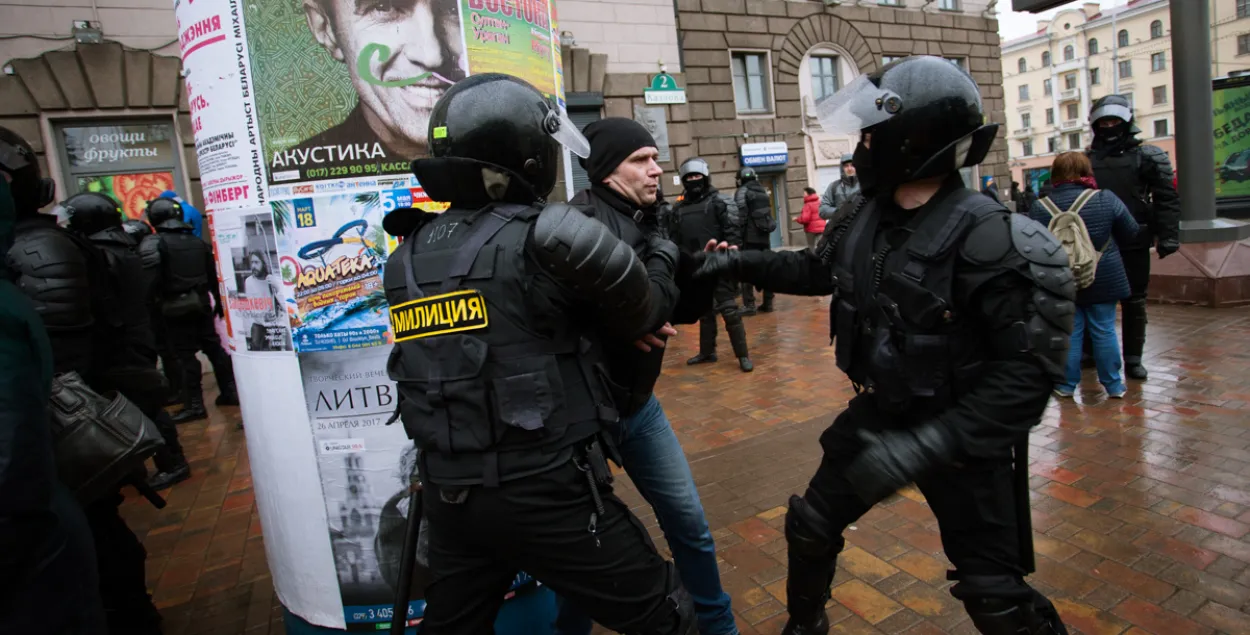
[789,397,1055,622]
[698,277,749,359]
[421,458,683,634]
[83,491,163,634]
[151,309,181,398]
[165,312,235,403]
[739,243,775,310]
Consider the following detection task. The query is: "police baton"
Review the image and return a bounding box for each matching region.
[390,466,424,634]
[1013,437,1035,574]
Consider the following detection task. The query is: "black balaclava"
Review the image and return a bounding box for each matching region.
[579,118,657,185]
[683,175,710,200]
[851,140,876,195]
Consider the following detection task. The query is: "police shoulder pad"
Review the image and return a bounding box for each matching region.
[1008,213,1069,267]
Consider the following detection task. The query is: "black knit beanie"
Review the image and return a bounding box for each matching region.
[579,118,658,185]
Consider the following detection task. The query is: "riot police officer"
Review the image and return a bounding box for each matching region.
[60,192,191,490]
[693,56,1074,635]
[382,73,695,635]
[734,167,775,314]
[1086,95,1180,380]
[671,157,752,372]
[142,197,238,422]
[2,127,165,634]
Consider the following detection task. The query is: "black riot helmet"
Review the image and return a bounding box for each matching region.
[414,73,590,207]
[122,219,154,242]
[145,197,188,230]
[0,126,56,215]
[1089,94,1136,147]
[737,167,758,186]
[679,157,712,199]
[816,55,998,192]
[60,192,123,236]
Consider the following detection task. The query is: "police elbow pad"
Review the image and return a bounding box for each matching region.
[531,203,650,306]
[1009,215,1077,379]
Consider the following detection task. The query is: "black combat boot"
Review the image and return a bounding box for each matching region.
[726,316,752,373]
[759,290,775,313]
[171,395,207,423]
[1121,298,1149,380]
[215,385,239,406]
[781,613,829,635]
[688,314,719,365]
[147,457,191,491]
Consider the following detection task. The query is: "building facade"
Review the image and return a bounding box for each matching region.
[2,0,1007,247]
[1002,0,1250,193]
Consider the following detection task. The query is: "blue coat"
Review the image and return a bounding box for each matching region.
[1028,183,1140,306]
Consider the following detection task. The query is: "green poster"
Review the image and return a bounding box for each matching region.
[1213,77,1250,198]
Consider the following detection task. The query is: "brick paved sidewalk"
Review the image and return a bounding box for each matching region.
[122,297,1250,634]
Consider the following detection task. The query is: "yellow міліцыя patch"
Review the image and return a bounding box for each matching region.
[389,289,489,342]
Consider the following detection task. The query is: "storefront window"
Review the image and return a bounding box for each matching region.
[56,120,185,220]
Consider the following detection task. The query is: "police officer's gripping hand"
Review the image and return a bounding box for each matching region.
[691,250,740,281]
[844,423,956,505]
[1156,238,1180,259]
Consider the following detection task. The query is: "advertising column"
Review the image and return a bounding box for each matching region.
[175,0,565,630]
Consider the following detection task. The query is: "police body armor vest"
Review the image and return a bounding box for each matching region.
[673,193,720,253]
[1090,149,1152,249]
[90,228,157,365]
[385,204,617,487]
[155,231,210,294]
[829,190,1005,415]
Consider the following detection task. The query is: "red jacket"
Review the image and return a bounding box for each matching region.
[797,193,826,234]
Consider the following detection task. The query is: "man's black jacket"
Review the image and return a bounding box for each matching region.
[570,185,716,415]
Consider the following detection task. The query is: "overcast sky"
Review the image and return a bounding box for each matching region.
[997,0,1131,42]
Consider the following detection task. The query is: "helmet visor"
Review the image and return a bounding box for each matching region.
[1090,102,1132,124]
[545,105,591,159]
[49,203,71,227]
[815,74,903,136]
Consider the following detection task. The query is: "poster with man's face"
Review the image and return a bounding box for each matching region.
[246,0,469,194]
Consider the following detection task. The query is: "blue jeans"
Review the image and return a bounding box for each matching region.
[555,396,737,635]
[1060,302,1126,394]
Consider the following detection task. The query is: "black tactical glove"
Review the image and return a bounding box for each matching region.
[690,250,740,280]
[1156,238,1180,259]
[844,423,956,505]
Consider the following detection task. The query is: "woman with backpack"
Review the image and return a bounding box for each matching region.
[1028,152,1140,399]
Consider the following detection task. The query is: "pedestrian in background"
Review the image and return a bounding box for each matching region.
[1028,152,1139,399]
[794,186,825,249]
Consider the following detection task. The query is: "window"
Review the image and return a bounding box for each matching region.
[1119,60,1132,78]
[1240,34,1250,56]
[1118,30,1129,47]
[1151,52,1166,72]
[1123,92,1134,109]
[1064,73,1077,90]
[1153,85,1168,105]
[1043,79,1052,96]
[1150,20,1163,39]
[567,108,602,192]
[882,55,904,65]
[810,55,839,104]
[1068,132,1082,150]
[1018,58,1027,73]
[1088,38,1099,55]
[1241,0,1250,19]
[1091,68,1101,85]
[1064,45,1074,61]
[1022,140,1034,156]
[1022,113,1031,128]
[1045,108,1055,125]
[946,57,966,70]
[1047,137,1057,153]
[877,0,902,4]
[55,121,187,220]
[1019,84,1030,100]
[1041,51,1051,67]
[731,52,771,114]
[1066,103,1079,120]
[938,0,959,10]
[1154,119,1169,137]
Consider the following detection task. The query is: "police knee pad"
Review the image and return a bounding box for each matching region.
[629,585,697,635]
[785,494,842,558]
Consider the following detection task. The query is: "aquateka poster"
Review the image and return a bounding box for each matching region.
[1214,75,1250,198]
[275,193,391,352]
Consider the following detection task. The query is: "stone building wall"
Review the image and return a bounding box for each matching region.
[677,1,1008,244]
